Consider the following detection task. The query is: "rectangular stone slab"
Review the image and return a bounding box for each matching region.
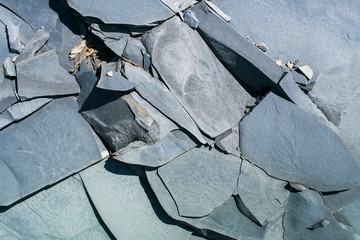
[142,16,251,138]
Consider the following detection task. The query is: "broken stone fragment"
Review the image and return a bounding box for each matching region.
[3,57,16,77]
[159,0,196,13]
[142,16,251,138]
[0,68,17,113]
[183,10,199,29]
[292,68,308,85]
[16,50,80,100]
[239,91,360,192]
[204,0,231,22]
[298,64,313,80]
[214,126,240,156]
[6,22,21,53]
[122,38,148,67]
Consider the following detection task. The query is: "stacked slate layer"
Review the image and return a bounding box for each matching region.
[0,0,359,239]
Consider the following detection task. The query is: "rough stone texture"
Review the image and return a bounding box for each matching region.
[66,0,174,26]
[191,2,285,94]
[5,22,21,54]
[157,147,241,217]
[124,62,205,143]
[80,158,192,240]
[159,0,195,13]
[240,92,360,192]
[237,160,289,226]
[0,175,110,240]
[142,17,251,138]
[17,50,80,100]
[0,69,17,113]
[214,125,240,156]
[16,28,50,63]
[0,97,102,206]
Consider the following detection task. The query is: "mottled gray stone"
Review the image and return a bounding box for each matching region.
[5,22,21,53]
[0,97,102,206]
[122,38,147,67]
[66,0,174,26]
[17,50,80,100]
[142,17,251,137]
[191,2,285,94]
[0,69,17,113]
[212,0,360,80]
[3,57,16,77]
[146,169,266,239]
[214,126,240,156]
[0,98,52,130]
[157,147,240,217]
[238,160,289,226]
[159,0,195,12]
[15,28,50,63]
[80,158,192,240]
[124,62,205,144]
[184,10,199,29]
[239,92,360,191]
[97,62,135,92]
[115,130,197,167]
[0,175,110,240]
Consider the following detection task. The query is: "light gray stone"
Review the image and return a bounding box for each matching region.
[159,0,195,13]
[5,22,21,54]
[0,68,17,113]
[214,126,240,156]
[184,10,199,29]
[97,62,136,92]
[3,57,16,77]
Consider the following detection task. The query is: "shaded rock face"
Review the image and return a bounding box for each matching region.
[1,1,360,239]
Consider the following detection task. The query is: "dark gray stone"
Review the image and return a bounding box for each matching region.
[80,158,192,240]
[184,10,199,29]
[0,97,102,206]
[0,98,52,130]
[239,92,360,192]
[214,126,240,156]
[66,0,174,26]
[122,38,147,67]
[3,57,16,77]
[17,50,80,100]
[142,17,251,138]
[237,160,289,226]
[75,62,98,109]
[146,169,266,239]
[0,69,17,113]
[114,130,197,167]
[5,22,21,53]
[159,0,195,13]
[191,2,285,94]
[0,175,110,240]
[124,62,205,144]
[157,147,241,217]
[292,68,308,85]
[97,62,135,92]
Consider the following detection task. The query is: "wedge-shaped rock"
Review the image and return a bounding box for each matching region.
[191,2,284,94]
[0,97,102,206]
[80,158,192,240]
[240,92,360,191]
[5,21,21,54]
[96,62,135,92]
[115,130,197,167]
[66,0,174,26]
[0,98,52,130]
[3,57,16,77]
[122,38,147,67]
[157,147,240,217]
[17,50,80,100]
[146,169,266,239]
[214,125,240,156]
[0,69,17,113]
[159,0,195,13]
[0,175,110,239]
[75,62,97,109]
[238,160,290,226]
[124,62,205,143]
[142,17,251,138]
[16,28,50,63]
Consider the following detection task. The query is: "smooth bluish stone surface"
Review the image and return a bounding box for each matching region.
[16,29,50,63]
[0,69,17,113]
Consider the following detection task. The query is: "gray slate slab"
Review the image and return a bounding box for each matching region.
[124,62,205,144]
[75,62,97,109]
[115,130,197,167]
[5,21,21,53]
[157,147,241,217]
[191,2,285,94]
[211,0,360,80]
[292,69,307,86]
[146,169,266,239]
[16,28,50,63]
[214,125,240,156]
[0,98,52,130]
[17,50,80,100]
[96,62,135,92]
[142,17,251,137]
[159,0,195,13]
[80,158,192,240]
[0,69,17,113]
[122,38,147,67]
[238,160,290,226]
[66,0,174,26]
[239,91,360,192]
[0,175,110,240]
[0,97,102,206]
[3,57,16,77]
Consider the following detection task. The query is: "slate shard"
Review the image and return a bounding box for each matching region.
[191,2,285,94]
[80,158,192,240]
[124,62,206,144]
[159,0,195,13]
[16,28,50,63]
[292,68,308,85]
[66,0,174,26]
[5,22,21,54]
[0,69,17,113]
[96,62,136,92]
[0,176,110,240]
[214,126,240,156]
[157,147,241,217]
[184,10,199,29]
[3,57,16,77]
[239,92,360,192]
[0,97,102,206]
[142,16,251,138]
[122,38,148,67]
[17,50,80,100]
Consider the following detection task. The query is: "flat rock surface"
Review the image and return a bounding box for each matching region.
[0,97,102,206]
[80,158,192,240]
[240,91,360,192]
[142,17,251,138]
[0,69,17,113]
[96,62,135,92]
[157,147,241,217]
